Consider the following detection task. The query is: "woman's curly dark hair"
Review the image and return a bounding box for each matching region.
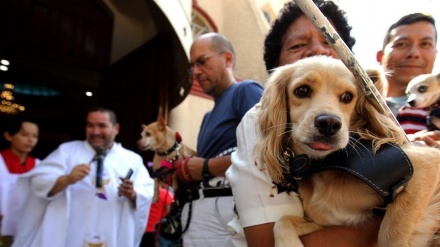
[264,0,356,72]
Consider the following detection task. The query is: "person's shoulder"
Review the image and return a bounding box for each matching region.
[159,187,173,196]
[115,143,142,158]
[58,140,83,149]
[234,80,263,98]
[44,141,85,159]
[242,103,260,123]
[237,79,263,89]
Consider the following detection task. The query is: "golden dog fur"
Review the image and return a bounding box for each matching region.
[137,118,196,203]
[255,56,440,247]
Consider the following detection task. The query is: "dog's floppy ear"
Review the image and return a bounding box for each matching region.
[351,68,407,148]
[365,67,387,96]
[256,64,297,182]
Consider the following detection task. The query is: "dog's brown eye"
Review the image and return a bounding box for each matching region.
[341,92,353,103]
[418,85,428,93]
[294,86,312,98]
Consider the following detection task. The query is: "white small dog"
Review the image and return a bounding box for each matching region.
[406,73,440,130]
[406,73,440,108]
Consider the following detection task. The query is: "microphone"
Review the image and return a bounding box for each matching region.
[95,147,107,188]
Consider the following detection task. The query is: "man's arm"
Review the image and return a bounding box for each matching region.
[47,163,90,197]
[186,155,232,181]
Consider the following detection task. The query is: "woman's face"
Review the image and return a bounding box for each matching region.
[5,121,39,155]
[278,15,339,66]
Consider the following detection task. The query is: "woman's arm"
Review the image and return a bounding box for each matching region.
[301,216,381,247]
[244,223,276,247]
[244,216,382,247]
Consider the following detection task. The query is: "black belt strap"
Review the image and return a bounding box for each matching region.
[190,187,233,201]
[182,187,232,234]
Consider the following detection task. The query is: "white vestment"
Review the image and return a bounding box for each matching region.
[0,155,39,237]
[12,141,154,247]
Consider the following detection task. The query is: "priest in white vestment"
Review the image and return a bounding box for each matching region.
[12,107,154,247]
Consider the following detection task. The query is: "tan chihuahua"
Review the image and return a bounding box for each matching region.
[137,118,196,202]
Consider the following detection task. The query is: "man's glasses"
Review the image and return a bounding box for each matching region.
[187,53,220,79]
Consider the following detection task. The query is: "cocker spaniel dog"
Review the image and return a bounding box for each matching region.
[255,56,440,247]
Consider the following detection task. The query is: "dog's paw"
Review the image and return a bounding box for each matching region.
[274,216,307,247]
[275,238,304,247]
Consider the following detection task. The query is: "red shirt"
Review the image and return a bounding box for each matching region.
[146,188,174,232]
[396,106,429,134]
[1,149,36,174]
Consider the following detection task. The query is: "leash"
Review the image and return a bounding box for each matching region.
[182,188,194,234]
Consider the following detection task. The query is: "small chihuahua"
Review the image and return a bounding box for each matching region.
[137,118,196,202]
[406,72,440,130]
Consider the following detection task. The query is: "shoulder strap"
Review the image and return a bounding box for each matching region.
[308,138,413,202]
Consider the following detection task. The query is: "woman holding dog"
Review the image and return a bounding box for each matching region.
[0,116,39,246]
[226,0,382,246]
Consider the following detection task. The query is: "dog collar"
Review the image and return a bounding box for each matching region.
[273,153,312,193]
[156,132,182,157]
[274,138,413,203]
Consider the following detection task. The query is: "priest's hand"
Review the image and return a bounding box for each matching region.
[68,164,91,184]
[48,164,90,197]
[118,177,136,204]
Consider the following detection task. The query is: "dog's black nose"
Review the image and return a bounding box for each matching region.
[314,114,342,136]
[407,100,416,107]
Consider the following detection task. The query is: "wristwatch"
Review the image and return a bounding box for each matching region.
[202,158,211,179]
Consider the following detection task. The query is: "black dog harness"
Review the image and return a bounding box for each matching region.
[156,132,182,157]
[274,137,413,204]
[152,132,183,180]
